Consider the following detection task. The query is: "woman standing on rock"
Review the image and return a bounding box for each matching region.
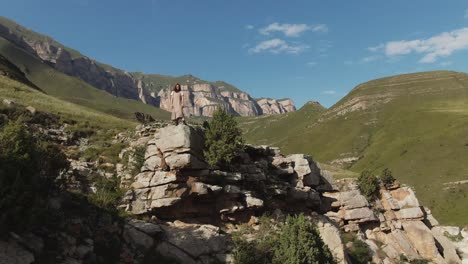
[171,83,185,125]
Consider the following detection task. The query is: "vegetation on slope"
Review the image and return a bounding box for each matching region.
[240,71,468,226]
[0,37,170,121]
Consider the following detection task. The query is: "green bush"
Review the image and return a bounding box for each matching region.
[348,239,371,264]
[273,214,335,264]
[357,170,380,200]
[380,168,396,188]
[88,176,125,212]
[203,108,244,168]
[0,119,69,234]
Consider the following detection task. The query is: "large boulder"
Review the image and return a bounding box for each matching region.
[401,221,444,262]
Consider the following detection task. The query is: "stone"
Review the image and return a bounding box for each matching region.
[343,207,376,222]
[131,172,154,189]
[0,240,35,264]
[155,125,204,155]
[287,154,320,187]
[431,226,462,264]
[437,226,461,237]
[224,185,241,194]
[316,216,347,264]
[141,155,161,172]
[128,220,163,236]
[390,187,420,208]
[165,153,206,170]
[25,106,36,114]
[396,207,424,220]
[401,221,443,261]
[245,195,264,208]
[159,222,228,260]
[149,171,182,187]
[156,241,197,264]
[339,190,369,209]
[150,198,182,208]
[2,99,16,107]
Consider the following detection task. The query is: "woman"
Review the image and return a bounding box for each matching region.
[170,83,185,125]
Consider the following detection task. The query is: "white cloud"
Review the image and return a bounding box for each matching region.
[368,44,384,52]
[245,25,254,30]
[440,61,453,67]
[260,23,310,37]
[321,90,337,95]
[259,22,327,37]
[360,55,380,63]
[311,24,328,33]
[370,27,468,63]
[306,61,317,66]
[249,38,309,54]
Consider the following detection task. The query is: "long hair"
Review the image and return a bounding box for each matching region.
[173,83,181,92]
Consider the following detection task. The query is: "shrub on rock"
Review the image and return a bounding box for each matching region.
[357,170,380,200]
[273,214,336,264]
[380,168,396,188]
[203,107,244,168]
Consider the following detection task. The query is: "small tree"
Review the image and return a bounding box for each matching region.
[357,170,380,200]
[273,214,336,264]
[380,168,396,188]
[203,107,244,168]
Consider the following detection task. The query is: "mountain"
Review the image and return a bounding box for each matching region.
[240,70,468,226]
[0,16,295,117]
[0,36,170,121]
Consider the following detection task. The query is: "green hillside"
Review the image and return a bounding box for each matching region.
[240,71,468,226]
[0,37,170,121]
[0,75,133,129]
[239,101,326,146]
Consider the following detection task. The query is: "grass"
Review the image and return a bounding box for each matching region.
[0,37,170,121]
[0,75,134,129]
[239,71,468,226]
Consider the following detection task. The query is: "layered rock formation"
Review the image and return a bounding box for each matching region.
[256,98,296,115]
[123,124,332,223]
[155,84,296,117]
[323,179,465,264]
[0,17,296,117]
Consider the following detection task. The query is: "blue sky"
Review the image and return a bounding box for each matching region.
[2,0,468,107]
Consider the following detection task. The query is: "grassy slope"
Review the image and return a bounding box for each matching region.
[0,37,170,121]
[0,75,134,129]
[240,71,468,226]
[239,101,326,147]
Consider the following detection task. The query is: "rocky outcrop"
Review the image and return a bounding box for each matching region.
[256,98,297,115]
[123,124,333,222]
[323,179,465,264]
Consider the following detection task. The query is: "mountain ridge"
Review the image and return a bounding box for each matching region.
[0,16,296,117]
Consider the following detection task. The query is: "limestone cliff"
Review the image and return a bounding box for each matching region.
[256,97,297,115]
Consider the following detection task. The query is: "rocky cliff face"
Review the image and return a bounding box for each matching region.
[256,98,297,115]
[0,19,296,117]
[155,84,265,117]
